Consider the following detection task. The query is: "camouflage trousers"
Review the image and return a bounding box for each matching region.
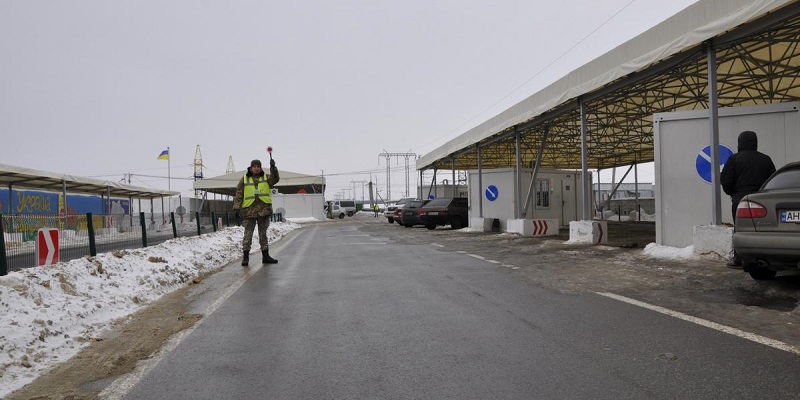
[242,216,270,252]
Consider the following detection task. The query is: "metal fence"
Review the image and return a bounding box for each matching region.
[0,211,284,275]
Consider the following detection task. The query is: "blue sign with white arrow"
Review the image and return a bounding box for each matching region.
[696,145,734,184]
[485,185,499,201]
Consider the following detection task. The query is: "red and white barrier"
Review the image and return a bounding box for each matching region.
[507,219,559,236]
[568,220,608,244]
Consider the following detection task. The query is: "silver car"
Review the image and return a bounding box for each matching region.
[733,161,800,280]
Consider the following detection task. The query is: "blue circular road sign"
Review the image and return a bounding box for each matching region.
[485,185,499,201]
[696,145,734,183]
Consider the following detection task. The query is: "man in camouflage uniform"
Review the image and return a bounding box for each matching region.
[233,158,280,266]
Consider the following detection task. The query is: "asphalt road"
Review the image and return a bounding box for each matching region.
[124,219,800,399]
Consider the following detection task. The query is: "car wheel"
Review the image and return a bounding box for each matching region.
[338,213,345,219]
[387,217,394,223]
[347,211,354,217]
[425,223,436,230]
[450,216,463,229]
[748,267,777,280]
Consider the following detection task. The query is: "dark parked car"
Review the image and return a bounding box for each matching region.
[418,197,469,230]
[393,207,403,224]
[733,161,800,280]
[384,197,415,223]
[398,199,430,227]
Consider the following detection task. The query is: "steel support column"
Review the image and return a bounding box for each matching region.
[522,128,549,218]
[452,158,456,198]
[580,98,590,220]
[477,144,483,217]
[514,126,522,218]
[62,179,68,218]
[706,41,722,225]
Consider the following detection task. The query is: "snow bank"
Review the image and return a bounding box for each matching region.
[642,243,696,260]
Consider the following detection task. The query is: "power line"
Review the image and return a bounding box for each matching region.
[416,0,640,152]
[379,151,418,199]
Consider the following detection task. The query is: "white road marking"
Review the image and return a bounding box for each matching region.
[431,243,444,248]
[597,292,800,356]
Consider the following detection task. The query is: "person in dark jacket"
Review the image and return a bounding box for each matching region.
[720,130,776,267]
[233,158,280,266]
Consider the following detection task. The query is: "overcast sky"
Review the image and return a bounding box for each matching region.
[1,0,698,201]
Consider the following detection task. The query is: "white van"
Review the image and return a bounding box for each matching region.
[334,200,357,217]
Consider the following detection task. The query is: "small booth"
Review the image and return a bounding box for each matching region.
[467,168,589,233]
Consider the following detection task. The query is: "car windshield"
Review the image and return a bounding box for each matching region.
[762,168,800,190]
[407,201,423,207]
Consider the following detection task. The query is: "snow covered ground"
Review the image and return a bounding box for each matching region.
[0,220,307,398]
[0,216,695,397]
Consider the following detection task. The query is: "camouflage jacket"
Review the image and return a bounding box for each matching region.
[233,163,280,218]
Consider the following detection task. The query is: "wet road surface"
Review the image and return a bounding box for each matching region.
[124,220,800,399]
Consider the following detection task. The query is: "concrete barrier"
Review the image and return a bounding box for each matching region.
[693,225,733,259]
[568,220,608,244]
[470,217,498,232]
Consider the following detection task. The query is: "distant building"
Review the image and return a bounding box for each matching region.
[593,182,654,207]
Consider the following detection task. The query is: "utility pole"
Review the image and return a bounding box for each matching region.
[378,150,418,200]
[225,156,236,174]
[368,176,375,209]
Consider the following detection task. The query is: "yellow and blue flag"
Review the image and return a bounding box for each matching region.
[157,149,169,160]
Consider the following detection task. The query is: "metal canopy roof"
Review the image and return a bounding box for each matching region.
[0,163,179,199]
[418,0,800,172]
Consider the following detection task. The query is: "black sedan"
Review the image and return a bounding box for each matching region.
[418,197,469,230]
[733,161,800,280]
[398,199,430,227]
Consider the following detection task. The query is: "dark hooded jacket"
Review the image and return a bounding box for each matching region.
[720,131,776,207]
[233,162,280,218]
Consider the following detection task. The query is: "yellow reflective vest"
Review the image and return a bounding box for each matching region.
[242,175,272,208]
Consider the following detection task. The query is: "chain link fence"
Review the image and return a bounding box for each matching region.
[0,211,284,275]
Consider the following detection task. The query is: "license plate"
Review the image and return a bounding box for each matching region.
[780,210,800,223]
[428,211,439,216]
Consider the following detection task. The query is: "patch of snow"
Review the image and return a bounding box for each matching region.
[285,217,319,224]
[642,242,696,260]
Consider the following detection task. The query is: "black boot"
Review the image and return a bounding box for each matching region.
[262,250,278,264]
[241,251,249,267]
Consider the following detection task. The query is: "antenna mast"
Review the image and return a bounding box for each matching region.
[193,145,205,198]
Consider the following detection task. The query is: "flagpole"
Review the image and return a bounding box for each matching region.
[167,146,171,192]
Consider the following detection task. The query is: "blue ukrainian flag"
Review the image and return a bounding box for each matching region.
[157,149,169,160]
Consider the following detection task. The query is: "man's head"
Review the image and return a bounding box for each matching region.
[738,130,758,152]
[249,159,263,174]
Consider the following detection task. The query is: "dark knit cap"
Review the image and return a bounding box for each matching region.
[250,159,262,167]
